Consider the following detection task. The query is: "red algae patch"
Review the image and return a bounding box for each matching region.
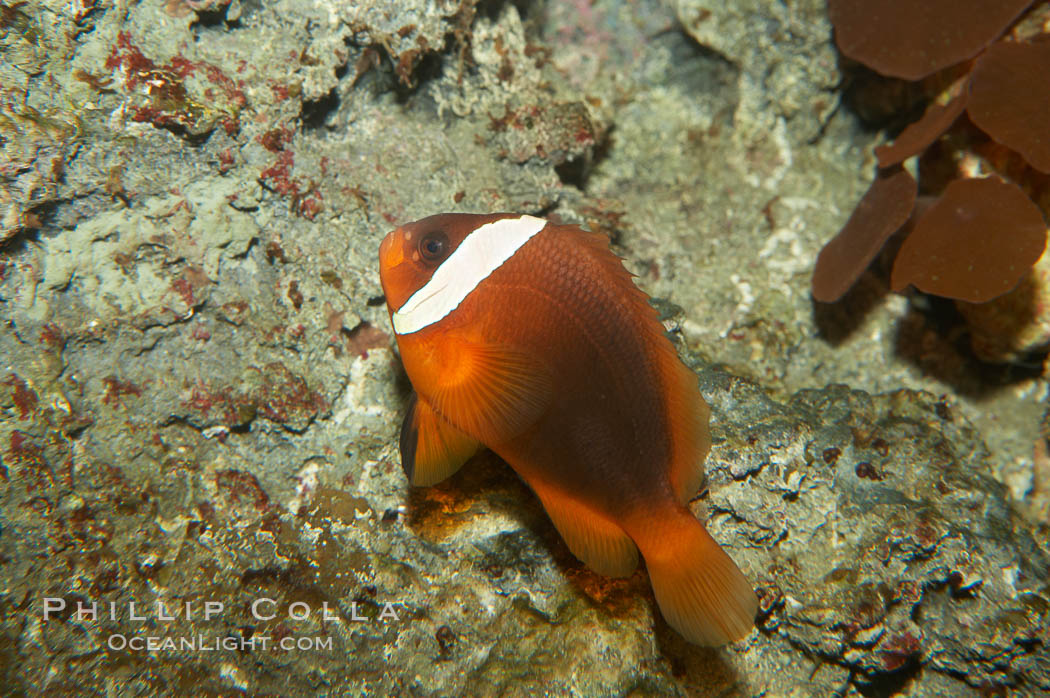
[812,169,917,303]
[968,40,1050,173]
[827,0,1034,80]
[875,81,969,168]
[818,3,1050,308]
[890,177,1048,302]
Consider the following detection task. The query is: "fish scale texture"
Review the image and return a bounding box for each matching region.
[465,225,682,511]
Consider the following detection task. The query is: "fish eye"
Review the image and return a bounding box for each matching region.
[419,231,449,263]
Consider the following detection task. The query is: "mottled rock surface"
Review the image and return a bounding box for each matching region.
[1,0,1048,695]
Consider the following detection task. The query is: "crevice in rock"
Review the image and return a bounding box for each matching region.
[301,88,340,130]
[477,0,543,22]
[190,2,242,32]
[392,47,447,104]
[853,658,922,698]
[554,130,612,192]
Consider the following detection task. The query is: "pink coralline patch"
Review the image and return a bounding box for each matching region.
[202,64,247,109]
[101,376,143,407]
[219,300,250,325]
[170,277,197,306]
[344,321,391,359]
[104,32,158,85]
[9,431,51,489]
[812,169,917,303]
[250,363,327,425]
[259,151,298,197]
[5,374,39,419]
[890,177,1048,302]
[217,148,235,173]
[184,382,220,413]
[183,380,257,427]
[215,469,270,512]
[182,364,326,430]
[487,101,604,165]
[297,193,323,221]
[269,82,298,102]
[39,323,65,349]
[878,631,921,672]
[968,40,1050,173]
[169,265,211,308]
[258,127,294,153]
[104,31,244,136]
[256,133,325,219]
[827,0,1034,80]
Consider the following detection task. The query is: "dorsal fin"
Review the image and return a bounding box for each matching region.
[660,355,712,503]
[400,393,481,486]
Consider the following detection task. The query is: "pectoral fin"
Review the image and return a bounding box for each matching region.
[417,337,553,445]
[400,394,481,486]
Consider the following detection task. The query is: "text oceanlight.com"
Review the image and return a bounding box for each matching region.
[107,633,335,652]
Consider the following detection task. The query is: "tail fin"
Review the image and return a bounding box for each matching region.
[638,510,757,646]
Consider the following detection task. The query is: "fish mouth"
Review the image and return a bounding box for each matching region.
[378,227,408,309]
[379,228,404,271]
[378,228,394,263]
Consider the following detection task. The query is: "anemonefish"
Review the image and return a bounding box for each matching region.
[378,212,757,645]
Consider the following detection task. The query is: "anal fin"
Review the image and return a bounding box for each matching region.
[531,480,639,577]
[400,394,481,487]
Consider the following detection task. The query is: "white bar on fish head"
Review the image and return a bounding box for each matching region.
[392,214,547,335]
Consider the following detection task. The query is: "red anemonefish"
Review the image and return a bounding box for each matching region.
[378,212,757,645]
